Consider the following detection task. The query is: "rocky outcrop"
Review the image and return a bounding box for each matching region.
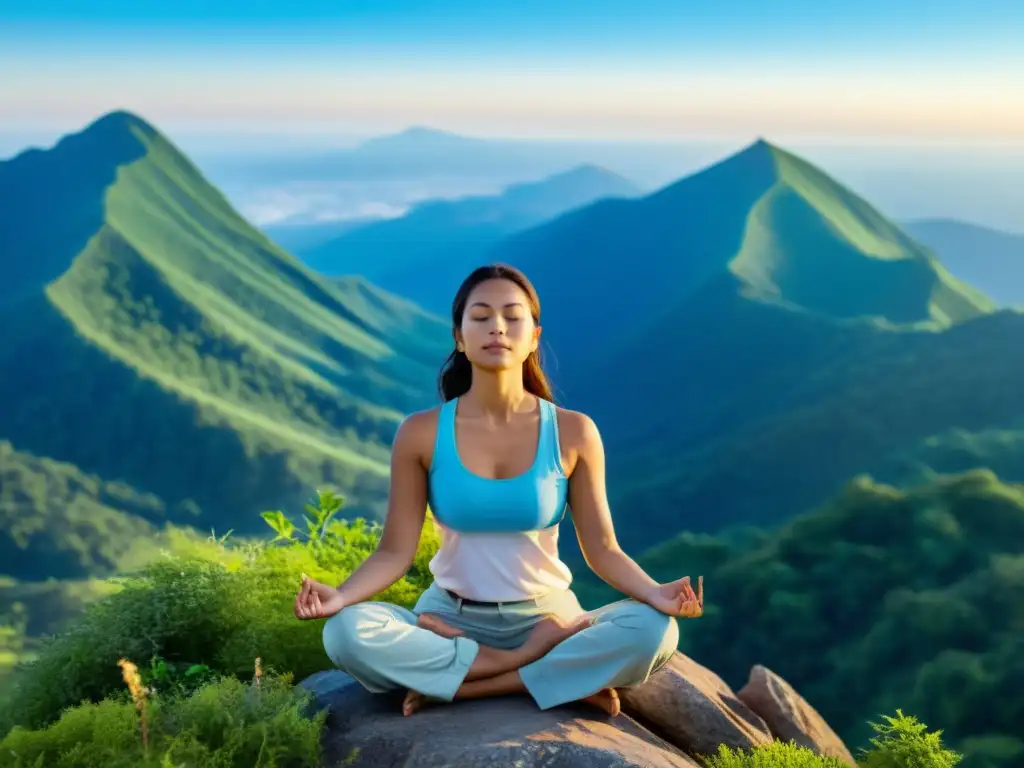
[619,652,774,758]
[299,670,699,767]
[298,652,856,767]
[737,665,858,766]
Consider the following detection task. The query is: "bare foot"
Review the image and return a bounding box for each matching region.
[521,613,594,659]
[583,688,621,717]
[417,613,465,638]
[402,689,443,716]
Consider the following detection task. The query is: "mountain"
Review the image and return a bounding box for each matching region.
[487,137,995,404]
[0,440,168,581]
[0,110,449,577]
[353,126,490,155]
[201,124,728,199]
[903,218,1024,307]
[209,126,578,186]
[295,165,640,313]
[466,139,1022,552]
[490,139,991,346]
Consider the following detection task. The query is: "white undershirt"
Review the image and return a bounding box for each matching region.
[428,518,574,602]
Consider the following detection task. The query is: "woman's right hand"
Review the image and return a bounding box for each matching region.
[294,576,346,620]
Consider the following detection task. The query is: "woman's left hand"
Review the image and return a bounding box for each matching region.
[645,575,704,618]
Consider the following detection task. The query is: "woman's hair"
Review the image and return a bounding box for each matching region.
[437,263,555,403]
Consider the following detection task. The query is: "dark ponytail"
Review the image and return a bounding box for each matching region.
[438,264,555,403]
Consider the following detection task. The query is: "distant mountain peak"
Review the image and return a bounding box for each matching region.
[79,110,158,141]
[507,163,634,194]
[550,163,623,181]
[357,125,483,151]
[397,125,463,140]
[731,136,779,164]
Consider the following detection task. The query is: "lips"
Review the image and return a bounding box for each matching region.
[483,343,511,351]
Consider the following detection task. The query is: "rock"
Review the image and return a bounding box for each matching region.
[298,670,700,767]
[737,665,857,766]
[618,651,774,760]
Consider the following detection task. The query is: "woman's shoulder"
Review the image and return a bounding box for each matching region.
[552,404,601,447]
[393,406,443,457]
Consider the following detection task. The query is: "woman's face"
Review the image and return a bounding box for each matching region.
[457,278,540,372]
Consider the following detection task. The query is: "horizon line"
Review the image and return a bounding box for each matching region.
[5,108,1024,158]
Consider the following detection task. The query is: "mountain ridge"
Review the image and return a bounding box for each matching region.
[902,217,1024,307]
[297,162,639,311]
[354,125,484,150]
[490,138,991,342]
[0,110,449,547]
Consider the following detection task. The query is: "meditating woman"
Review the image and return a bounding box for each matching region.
[293,263,703,717]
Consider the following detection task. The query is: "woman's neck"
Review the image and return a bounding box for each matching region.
[461,369,532,422]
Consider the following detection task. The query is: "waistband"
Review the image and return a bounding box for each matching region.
[442,587,537,608]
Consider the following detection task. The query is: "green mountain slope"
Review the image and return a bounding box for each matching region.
[0,440,167,581]
[475,140,1019,551]
[729,146,992,324]
[600,306,1024,541]
[0,439,172,678]
[489,140,991,354]
[903,218,1024,308]
[0,111,449,563]
[296,164,639,313]
[573,469,1024,768]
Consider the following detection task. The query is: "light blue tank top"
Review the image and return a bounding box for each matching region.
[427,397,569,534]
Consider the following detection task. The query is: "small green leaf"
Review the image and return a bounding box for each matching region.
[260,510,296,541]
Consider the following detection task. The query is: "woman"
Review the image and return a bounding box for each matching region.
[294,263,703,717]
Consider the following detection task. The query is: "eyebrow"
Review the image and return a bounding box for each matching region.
[469,302,524,309]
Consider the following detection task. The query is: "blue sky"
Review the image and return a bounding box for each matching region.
[1,0,1022,143]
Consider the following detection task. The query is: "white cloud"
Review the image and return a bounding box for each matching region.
[234,178,503,226]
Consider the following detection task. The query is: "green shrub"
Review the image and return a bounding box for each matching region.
[858,710,963,768]
[703,740,851,767]
[0,492,440,736]
[702,711,964,768]
[0,669,326,767]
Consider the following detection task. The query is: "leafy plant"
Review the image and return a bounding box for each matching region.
[261,489,354,546]
[0,506,437,737]
[139,653,217,699]
[702,740,851,767]
[207,528,235,545]
[701,712,964,768]
[0,666,326,768]
[260,510,297,544]
[858,710,963,768]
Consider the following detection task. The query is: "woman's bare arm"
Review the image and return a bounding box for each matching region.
[563,411,661,604]
[334,411,432,606]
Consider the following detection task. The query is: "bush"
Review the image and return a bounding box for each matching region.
[858,710,963,768]
[703,740,851,767]
[0,491,440,737]
[0,668,326,767]
[701,710,963,768]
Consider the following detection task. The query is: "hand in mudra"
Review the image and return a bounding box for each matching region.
[294,576,346,620]
[647,575,703,618]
